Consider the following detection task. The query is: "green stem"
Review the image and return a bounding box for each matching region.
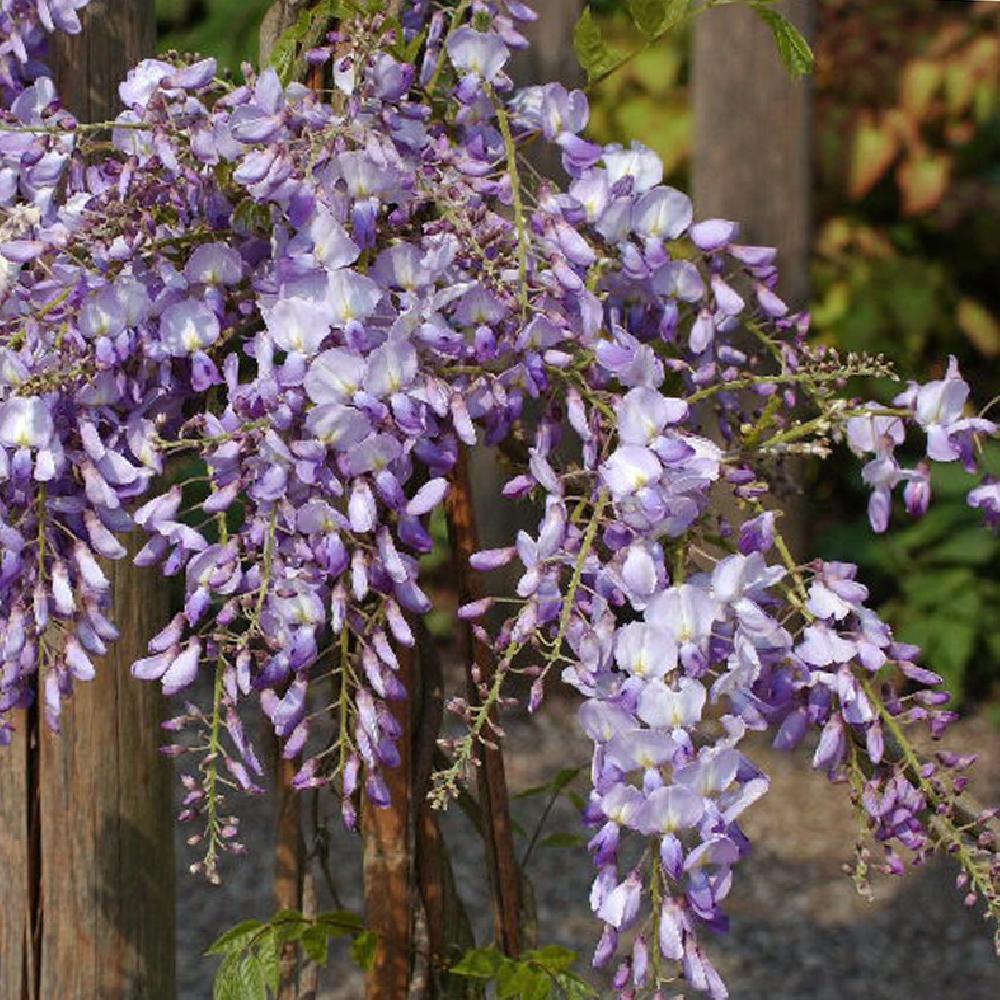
[489,83,530,320]
[203,654,226,885]
[549,490,609,667]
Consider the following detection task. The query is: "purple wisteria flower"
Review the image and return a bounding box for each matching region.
[1,3,996,993]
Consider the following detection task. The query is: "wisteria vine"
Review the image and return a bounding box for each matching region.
[1,1,998,996]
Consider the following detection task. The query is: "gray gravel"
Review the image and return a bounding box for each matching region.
[175,690,999,999]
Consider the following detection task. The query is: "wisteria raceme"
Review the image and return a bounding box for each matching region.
[0,1,997,994]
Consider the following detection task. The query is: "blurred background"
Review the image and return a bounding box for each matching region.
[152,2,999,996]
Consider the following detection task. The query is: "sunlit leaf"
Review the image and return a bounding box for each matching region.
[896,152,951,215]
[957,298,1000,358]
[301,926,329,965]
[352,930,378,971]
[900,58,943,121]
[848,113,900,199]
[451,946,506,979]
[213,954,267,1000]
[206,920,264,957]
[523,945,579,974]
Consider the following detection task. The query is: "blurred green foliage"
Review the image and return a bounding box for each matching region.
[584,10,691,182]
[809,1,1000,703]
[156,0,270,69]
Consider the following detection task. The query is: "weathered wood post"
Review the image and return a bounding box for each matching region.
[0,4,174,998]
[693,0,815,556]
[693,0,815,306]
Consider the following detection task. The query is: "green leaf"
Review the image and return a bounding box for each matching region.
[523,946,579,974]
[515,767,581,800]
[497,963,549,1000]
[352,930,378,972]
[901,567,976,608]
[552,767,582,792]
[316,910,365,936]
[301,925,329,966]
[270,912,309,947]
[256,932,281,996]
[553,972,600,999]
[923,529,999,566]
[451,946,507,979]
[899,616,975,701]
[890,503,970,552]
[627,0,687,39]
[206,920,264,957]
[213,954,267,1000]
[514,782,552,800]
[573,8,623,82]
[750,3,814,77]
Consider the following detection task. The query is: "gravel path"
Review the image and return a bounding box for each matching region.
[175,692,999,999]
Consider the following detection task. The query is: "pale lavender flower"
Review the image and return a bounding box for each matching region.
[159,299,221,356]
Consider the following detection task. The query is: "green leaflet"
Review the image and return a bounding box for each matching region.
[573,8,624,84]
[749,2,814,78]
[213,953,267,1000]
[209,908,372,998]
[351,930,378,971]
[626,0,687,40]
[451,944,598,999]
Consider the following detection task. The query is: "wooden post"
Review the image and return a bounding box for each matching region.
[0,5,173,999]
[511,0,586,92]
[693,0,815,305]
[362,645,416,999]
[0,706,33,999]
[693,0,814,557]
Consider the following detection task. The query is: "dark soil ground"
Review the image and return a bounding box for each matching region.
[175,691,999,999]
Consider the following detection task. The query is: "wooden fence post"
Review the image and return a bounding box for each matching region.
[693,0,815,305]
[0,4,174,999]
[693,0,815,557]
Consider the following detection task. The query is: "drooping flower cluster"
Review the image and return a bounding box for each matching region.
[1,1,996,993]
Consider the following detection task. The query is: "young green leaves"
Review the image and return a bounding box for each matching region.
[451,945,597,1000]
[207,910,371,1000]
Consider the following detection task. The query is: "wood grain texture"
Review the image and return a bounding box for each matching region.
[52,0,156,123]
[693,1,814,558]
[693,0,815,304]
[37,537,174,999]
[5,6,175,999]
[0,717,33,1000]
[362,644,415,999]
[275,751,305,999]
[509,0,586,94]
